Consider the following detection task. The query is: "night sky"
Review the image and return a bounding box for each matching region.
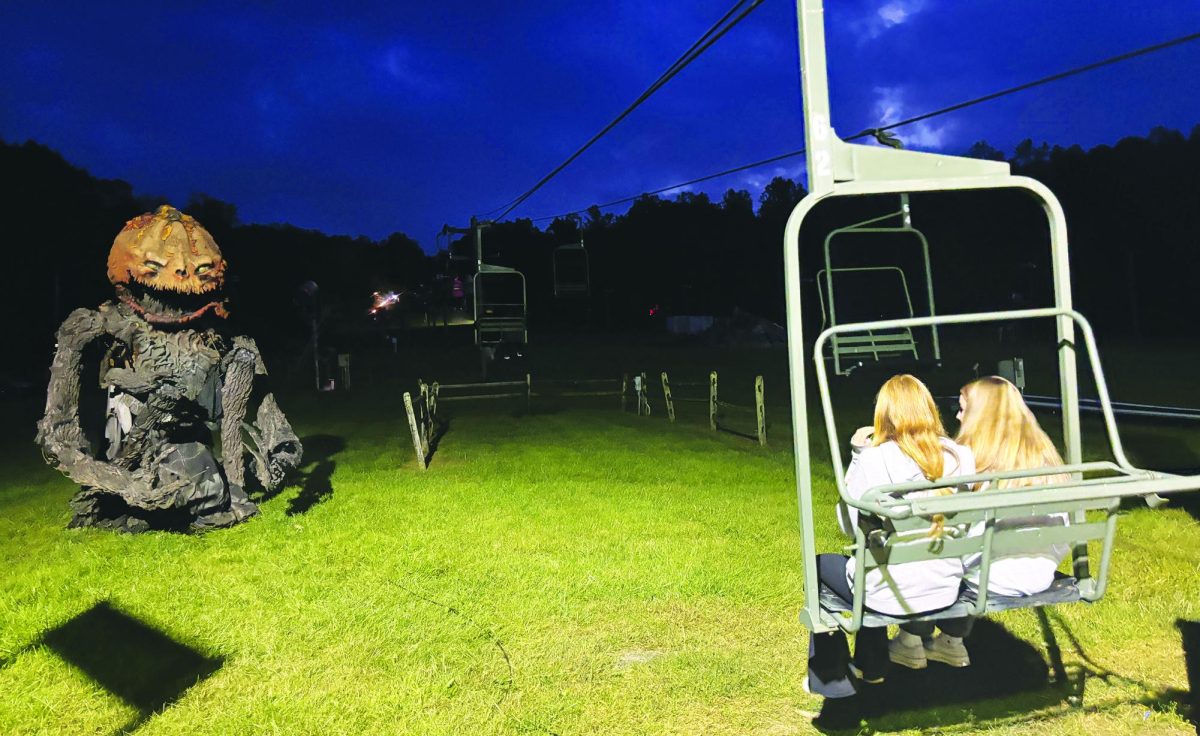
[3,1,1199,250]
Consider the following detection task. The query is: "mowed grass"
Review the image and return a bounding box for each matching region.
[1,340,1197,735]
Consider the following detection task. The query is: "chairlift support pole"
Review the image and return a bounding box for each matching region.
[790,0,1084,633]
[441,216,492,272]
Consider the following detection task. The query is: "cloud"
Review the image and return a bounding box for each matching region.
[737,163,805,192]
[871,86,953,150]
[853,0,929,42]
[382,44,445,96]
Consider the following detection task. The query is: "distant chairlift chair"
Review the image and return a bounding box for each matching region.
[474,264,528,346]
[819,194,941,376]
[553,241,590,298]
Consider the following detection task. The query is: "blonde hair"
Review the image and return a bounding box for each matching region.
[956,376,1067,488]
[873,374,949,481]
[872,374,955,537]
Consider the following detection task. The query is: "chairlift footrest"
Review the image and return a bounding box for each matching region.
[817,575,1084,628]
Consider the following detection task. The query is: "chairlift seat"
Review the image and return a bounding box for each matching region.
[961,574,1082,613]
[817,574,1082,629]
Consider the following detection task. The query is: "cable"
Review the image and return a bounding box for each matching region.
[526,29,1200,223]
[477,0,757,220]
[486,0,766,222]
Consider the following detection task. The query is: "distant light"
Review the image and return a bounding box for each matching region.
[368,290,404,315]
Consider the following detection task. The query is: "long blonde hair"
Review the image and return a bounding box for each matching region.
[956,376,1067,488]
[873,374,949,481]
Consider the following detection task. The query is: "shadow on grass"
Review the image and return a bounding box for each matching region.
[814,611,1199,734]
[813,618,1059,732]
[285,434,345,516]
[11,601,223,735]
[1175,619,1198,733]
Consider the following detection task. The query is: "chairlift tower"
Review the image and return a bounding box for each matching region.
[787,0,1200,636]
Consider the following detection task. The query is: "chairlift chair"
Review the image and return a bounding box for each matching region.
[787,0,1200,636]
[553,241,590,298]
[820,194,942,375]
[816,264,920,368]
[474,264,528,346]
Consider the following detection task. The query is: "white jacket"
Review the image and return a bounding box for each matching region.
[842,438,976,616]
[964,487,1070,596]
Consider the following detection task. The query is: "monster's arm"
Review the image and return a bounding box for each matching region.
[36,308,179,507]
[222,337,302,491]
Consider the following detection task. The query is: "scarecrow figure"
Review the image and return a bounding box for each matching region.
[37,205,302,531]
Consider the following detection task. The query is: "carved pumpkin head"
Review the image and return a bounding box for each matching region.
[108,205,227,295]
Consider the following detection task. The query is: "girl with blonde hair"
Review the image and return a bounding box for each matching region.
[889,375,1071,672]
[808,374,976,697]
[956,375,1070,595]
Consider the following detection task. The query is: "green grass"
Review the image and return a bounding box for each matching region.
[1,338,1197,735]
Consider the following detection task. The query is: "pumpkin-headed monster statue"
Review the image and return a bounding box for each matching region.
[37,205,302,532]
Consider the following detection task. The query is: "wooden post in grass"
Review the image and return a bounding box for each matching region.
[755,375,767,446]
[661,372,675,422]
[526,373,532,413]
[621,373,628,412]
[640,371,651,416]
[709,371,718,431]
[430,381,440,419]
[403,392,426,470]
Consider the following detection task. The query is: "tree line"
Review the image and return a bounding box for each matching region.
[2,124,1198,381]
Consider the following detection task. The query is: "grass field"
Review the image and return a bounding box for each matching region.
[1,334,1197,735]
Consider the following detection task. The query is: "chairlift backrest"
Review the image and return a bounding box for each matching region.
[553,242,590,298]
[474,265,528,345]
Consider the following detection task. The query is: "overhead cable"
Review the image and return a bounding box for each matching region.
[526,29,1200,223]
[485,0,766,222]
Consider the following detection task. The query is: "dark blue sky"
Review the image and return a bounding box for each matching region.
[3,1,1199,251]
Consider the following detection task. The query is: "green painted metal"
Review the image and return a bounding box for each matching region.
[819,199,941,375]
[789,0,1200,634]
[473,264,528,346]
[817,265,919,365]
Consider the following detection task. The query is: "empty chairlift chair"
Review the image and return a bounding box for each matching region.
[786,0,1200,636]
[553,241,590,298]
[474,264,528,346]
[817,194,941,376]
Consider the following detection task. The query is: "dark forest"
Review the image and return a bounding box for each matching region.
[3,124,1198,386]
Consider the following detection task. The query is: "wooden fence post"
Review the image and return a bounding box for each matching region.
[709,371,718,431]
[640,371,650,416]
[526,373,532,413]
[661,372,675,423]
[621,373,628,413]
[403,392,426,470]
[755,375,767,446]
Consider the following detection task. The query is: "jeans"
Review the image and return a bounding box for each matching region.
[808,554,974,694]
[808,554,889,690]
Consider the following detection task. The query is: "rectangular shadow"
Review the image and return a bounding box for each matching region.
[39,600,223,732]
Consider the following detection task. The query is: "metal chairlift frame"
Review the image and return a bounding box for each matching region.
[821,195,942,375]
[443,217,530,345]
[787,0,1200,635]
[553,241,590,298]
[816,265,919,366]
[474,264,528,345]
